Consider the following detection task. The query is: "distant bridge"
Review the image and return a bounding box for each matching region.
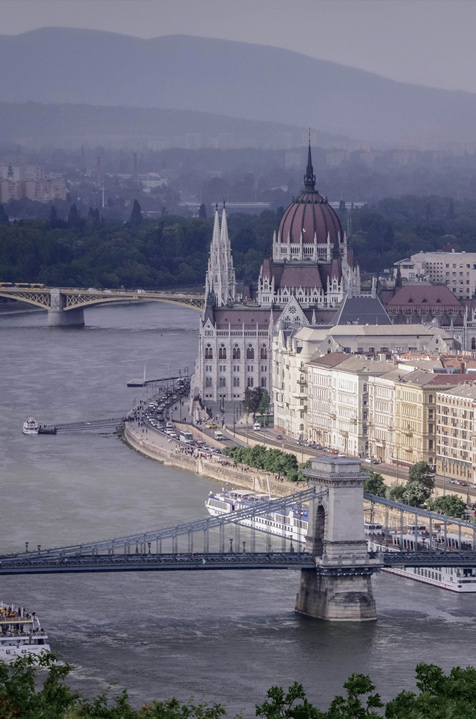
[0,286,204,326]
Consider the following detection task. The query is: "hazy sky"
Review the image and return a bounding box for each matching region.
[2,0,475,94]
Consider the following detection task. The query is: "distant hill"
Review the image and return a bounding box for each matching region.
[0,101,354,150]
[2,28,476,147]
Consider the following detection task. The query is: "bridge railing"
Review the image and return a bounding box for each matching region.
[5,487,324,560]
[364,492,476,552]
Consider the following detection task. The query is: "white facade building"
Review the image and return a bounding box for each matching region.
[395,251,476,300]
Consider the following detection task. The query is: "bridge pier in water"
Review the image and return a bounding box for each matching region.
[295,457,380,621]
[47,289,84,327]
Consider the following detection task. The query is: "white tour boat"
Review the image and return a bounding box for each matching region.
[22,418,39,435]
[366,524,476,593]
[205,489,309,544]
[205,490,476,593]
[0,602,50,663]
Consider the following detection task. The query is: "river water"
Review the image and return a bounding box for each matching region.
[1,302,475,716]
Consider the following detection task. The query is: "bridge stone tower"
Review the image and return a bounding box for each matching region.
[295,457,380,621]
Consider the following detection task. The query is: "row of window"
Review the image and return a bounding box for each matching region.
[205,377,267,388]
[204,345,268,360]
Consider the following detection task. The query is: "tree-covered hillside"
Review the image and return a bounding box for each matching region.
[2,195,476,288]
[0,205,278,288]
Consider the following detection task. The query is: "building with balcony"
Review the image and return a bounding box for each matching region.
[436,384,476,483]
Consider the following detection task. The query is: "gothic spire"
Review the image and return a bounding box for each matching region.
[205,207,236,307]
[303,133,316,191]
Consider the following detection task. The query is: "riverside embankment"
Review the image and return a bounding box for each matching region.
[124,420,297,498]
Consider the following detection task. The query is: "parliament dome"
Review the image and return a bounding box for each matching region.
[277,146,342,248]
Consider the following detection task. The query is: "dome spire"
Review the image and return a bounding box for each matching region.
[303,130,316,190]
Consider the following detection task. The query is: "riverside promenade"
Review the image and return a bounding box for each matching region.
[124,419,297,499]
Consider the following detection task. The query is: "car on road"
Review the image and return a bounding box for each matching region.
[205,422,217,429]
[276,434,283,440]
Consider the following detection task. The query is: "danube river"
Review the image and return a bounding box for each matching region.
[1,302,475,715]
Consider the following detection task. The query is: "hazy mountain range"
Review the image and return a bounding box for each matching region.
[1,28,476,148]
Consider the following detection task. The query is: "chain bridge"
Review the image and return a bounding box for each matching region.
[0,285,204,326]
[2,458,476,620]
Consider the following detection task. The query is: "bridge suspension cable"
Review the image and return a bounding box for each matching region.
[7,487,324,560]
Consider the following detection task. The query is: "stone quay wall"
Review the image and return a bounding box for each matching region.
[124,422,295,498]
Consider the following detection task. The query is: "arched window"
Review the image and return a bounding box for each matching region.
[205,377,212,387]
[219,345,227,360]
[246,345,254,360]
[205,345,213,360]
[233,345,241,360]
[261,377,267,388]
[260,345,267,360]
[429,394,433,404]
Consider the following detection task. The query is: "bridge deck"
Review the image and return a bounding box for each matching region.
[0,552,316,575]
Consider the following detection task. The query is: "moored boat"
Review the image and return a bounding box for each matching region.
[22,418,39,435]
[205,489,309,544]
[0,602,50,663]
[206,490,476,593]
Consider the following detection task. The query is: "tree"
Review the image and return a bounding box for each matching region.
[67,203,82,229]
[242,387,263,418]
[427,494,467,519]
[258,389,270,422]
[198,203,207,219]
[364,472,387,498]
[393,461,435,508]
[130,199,143,226]
[0,204,9,225]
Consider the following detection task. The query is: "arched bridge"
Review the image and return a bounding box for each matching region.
[0,286,204,326]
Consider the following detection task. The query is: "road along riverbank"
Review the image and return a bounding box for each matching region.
[124,420,297,499]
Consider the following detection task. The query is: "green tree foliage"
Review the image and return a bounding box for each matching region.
[427,494,468,519]
[258,390,270,420]
[0,205,9,226]
[2,656,476,718]
[242,387,264,418]
[389,461,435,508]
[223,445,303,482]
[350,194,476,272]
[364,473,387,498]
[130,199,143,226]
[198,203,207,219]
[0,209,281,289]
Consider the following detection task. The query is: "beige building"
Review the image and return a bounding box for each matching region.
[367,367,412,464]
[307,354,392,456]
[273,326,330,438]
[436,384,476,483]
[395,251,476,300]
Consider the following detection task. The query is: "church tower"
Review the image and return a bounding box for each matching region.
[205,205,236,307]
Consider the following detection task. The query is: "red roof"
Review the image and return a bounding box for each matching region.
[214,308,276,330]
[279,189,342,246]
[385,285,461,310]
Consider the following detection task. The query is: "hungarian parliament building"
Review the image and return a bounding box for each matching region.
[190,146,361,404]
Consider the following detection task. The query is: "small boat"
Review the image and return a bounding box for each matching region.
[127,363,147,387]
[22,418,39,435]
[0,602,51,662]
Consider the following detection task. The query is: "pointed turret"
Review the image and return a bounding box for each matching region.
[204,206,236,307]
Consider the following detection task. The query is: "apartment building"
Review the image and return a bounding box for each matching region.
[307,355,392,456]
[436,384,476,483]
[395,251,476,300]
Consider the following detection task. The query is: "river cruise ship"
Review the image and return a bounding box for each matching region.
[0,603,50,662]
[205,489,309,544]
[205,490,476,593]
